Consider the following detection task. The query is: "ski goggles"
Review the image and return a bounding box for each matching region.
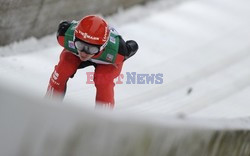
[74,39,101,55]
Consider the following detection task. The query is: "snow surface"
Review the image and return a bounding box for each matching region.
[1,0,250,119]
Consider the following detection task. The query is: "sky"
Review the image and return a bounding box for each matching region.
[0,0,250,119]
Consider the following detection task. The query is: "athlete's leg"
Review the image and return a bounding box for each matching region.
[46,49,81,98]
[94,63,123,108]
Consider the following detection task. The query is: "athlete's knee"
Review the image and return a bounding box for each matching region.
[94,73,115,86]
[58,52,80,77]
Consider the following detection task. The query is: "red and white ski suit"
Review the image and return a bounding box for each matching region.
[46,21,138,108]
[47,48,123,107]
[46,31,128,108]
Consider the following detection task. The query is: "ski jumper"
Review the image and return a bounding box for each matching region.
[46,21,132,108]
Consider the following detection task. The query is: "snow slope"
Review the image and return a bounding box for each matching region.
[1,0,250,119]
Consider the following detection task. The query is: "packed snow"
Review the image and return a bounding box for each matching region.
[1,0,250,119]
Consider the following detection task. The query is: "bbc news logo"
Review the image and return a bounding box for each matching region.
[86,72,164,84]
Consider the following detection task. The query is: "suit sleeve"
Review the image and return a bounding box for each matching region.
[56,21,71,47]
[118,36,139,61]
